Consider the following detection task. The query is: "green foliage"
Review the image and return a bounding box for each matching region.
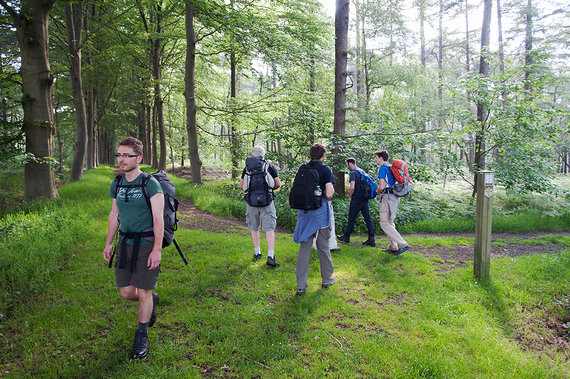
[0,168,113,316]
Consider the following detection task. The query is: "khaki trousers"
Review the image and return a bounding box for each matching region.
[379,197,407,250]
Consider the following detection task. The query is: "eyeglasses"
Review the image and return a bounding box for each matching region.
[115,153,139,159]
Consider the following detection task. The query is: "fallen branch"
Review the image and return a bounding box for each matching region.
[326,331,343,348]
[244,355,270,369]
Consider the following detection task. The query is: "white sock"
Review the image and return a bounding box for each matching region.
[254,247,261,255]
[267,250,274,258]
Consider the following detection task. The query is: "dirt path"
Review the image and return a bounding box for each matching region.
[177,200,570,266]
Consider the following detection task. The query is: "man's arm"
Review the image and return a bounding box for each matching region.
[348,180,355,200]
[378,178,386,193]
[103,199,120,262]
[324,182,335,201]
[239,178,244,190]
[273,177,281,190]
[147,192,164,270]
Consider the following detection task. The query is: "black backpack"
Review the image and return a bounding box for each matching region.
[243,156,275,207]
[109,171,187,271]
[289,162,323,210]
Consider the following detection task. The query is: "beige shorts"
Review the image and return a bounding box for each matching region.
[114,241,159,290]
[245,202,277,232]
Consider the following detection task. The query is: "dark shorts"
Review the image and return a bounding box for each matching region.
[115,241,160,290]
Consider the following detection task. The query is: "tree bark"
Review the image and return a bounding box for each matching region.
[66,1,88,183]
[185,2,202,184]
[333,0,349,195]
[473,0,492,197]
[1,0,58,199]
[153,3,166,170]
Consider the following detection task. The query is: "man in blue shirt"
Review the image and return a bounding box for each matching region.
[337,157,375,246]
[293,143,336,295]
[375,149,409,256]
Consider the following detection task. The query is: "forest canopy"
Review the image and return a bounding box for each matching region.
[0,0,568,198]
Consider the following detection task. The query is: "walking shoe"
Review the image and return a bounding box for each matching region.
[266,256,280,267]
[362,239,376,247]
[132,329,149,358]
[253,253,262,260]
[394,246,410,256]
[296,288,306,296]
[385,249,398,254]
[330,247,341,252]
[337,235,350,243]
[148,293,159,328]
[322,277,337,288]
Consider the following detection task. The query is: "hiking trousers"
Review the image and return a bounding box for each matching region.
[379,197,407,251]
[296,226,334,291]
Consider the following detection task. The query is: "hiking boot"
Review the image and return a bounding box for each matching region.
[253,253,262,260]
[394,246,410,256]
[362,239,376,247]
[337,235,350,243]
[322,277,337,288]
[296,288,306,296]
[149,293,159,328]
[132,329,148,358]
[266,256,280,267]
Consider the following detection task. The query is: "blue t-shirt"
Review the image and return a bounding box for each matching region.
[377,164,395,188]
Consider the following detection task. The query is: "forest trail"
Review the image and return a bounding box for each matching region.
[177,200,570,268]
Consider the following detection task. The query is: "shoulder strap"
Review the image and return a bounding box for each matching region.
[140,173,151,206]
[114,174,124,197]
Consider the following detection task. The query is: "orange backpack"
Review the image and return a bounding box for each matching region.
[389,160,411,197]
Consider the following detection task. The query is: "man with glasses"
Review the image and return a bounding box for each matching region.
[103,137,164,358]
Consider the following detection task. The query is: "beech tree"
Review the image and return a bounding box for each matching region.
[0,0,58,199]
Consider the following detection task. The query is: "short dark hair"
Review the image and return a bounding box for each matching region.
[375,149,389,161]
[346,157,356,165]
[310,143,326,160]
[118,137,143,156]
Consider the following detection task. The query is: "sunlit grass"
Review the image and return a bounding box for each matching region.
[1,168,570,378]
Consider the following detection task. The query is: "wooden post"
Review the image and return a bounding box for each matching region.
[474,171,494,279]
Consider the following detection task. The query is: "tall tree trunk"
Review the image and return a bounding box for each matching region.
[437,0,443,130]
[333,0,349,195]
[1,0,58,199]
[473,0,492,197]
[523,0,534,96]
[355,0,365,111]
[185,2,202,184]
[465,0,474,168]
[153,4,166,170]
[230,52,239,179]
[85,3,96,170]
[418,0,426,68]
[66,2,88,183]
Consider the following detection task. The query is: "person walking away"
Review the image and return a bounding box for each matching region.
[337,157,376,246]
[103,137,163,358]
[375,149,410,256]
[240,146,281,267]
[314,209,341,252]
[293,143,336,295]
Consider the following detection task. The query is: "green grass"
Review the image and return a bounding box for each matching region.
[1,168,570,378]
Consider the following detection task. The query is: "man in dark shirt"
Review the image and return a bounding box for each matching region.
[337,157,375,246]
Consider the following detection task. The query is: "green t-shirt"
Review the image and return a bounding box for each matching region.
[109,172,163,244]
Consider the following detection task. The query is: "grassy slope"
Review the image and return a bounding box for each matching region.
[1,167,570,378]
